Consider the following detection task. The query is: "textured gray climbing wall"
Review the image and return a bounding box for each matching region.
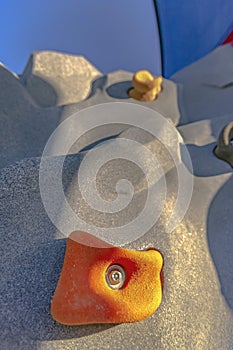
[0,50,232,350]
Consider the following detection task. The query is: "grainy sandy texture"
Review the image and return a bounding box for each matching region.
[1,117,233,349]
[0,51,232,350]
[0,54,180,170]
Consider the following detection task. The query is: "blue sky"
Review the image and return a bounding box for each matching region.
[0,0,161,75]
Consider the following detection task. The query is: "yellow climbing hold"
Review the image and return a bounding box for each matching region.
[129,70,162,102]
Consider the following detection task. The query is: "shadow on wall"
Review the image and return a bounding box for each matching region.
[207,174,233,310]
[87,74,132,100]
[0,71,62,169]
[9,241,114,344]
[22,74,59,107]
[184,143,232,177]
[106,81,132,99]
[19,54,59,107]
[0,155,116,350]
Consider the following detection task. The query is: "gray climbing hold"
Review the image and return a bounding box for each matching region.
[20,51,101,107]
[214,121,233,167]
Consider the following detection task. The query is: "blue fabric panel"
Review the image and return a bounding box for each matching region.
[155,0,233,77]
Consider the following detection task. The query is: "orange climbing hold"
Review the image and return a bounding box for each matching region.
[51,231,164,325]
